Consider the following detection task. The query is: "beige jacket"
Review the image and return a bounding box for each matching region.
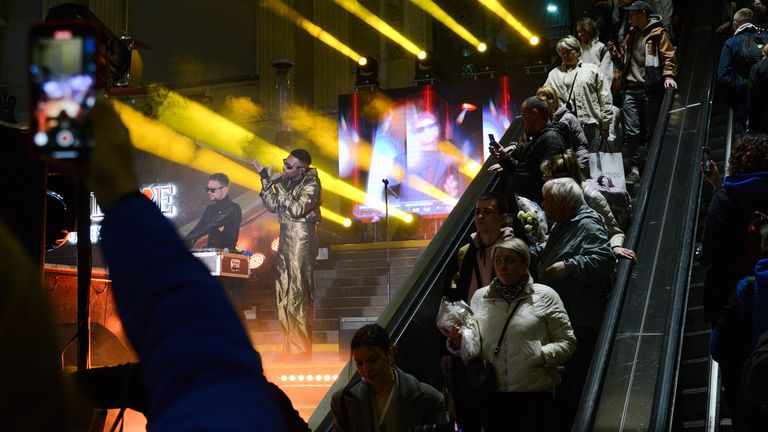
[544,62,613,129]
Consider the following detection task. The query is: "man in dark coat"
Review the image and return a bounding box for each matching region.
[493,96,568,204]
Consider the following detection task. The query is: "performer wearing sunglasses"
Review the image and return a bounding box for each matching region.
[184,172,242,250]
[253,149,322,361]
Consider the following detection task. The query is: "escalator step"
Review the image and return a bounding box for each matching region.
[678,357,709,389]
[682,331,711,360]
[678,388,708,422]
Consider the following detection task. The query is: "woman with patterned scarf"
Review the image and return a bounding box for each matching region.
[466,238,576,431]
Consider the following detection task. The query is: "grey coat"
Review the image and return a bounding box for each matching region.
[535,205,615,330]
[331,367,444,432]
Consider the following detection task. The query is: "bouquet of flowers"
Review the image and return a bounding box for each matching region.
[515,195,548,242]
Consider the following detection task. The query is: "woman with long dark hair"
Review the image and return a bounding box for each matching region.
[331,324,443,431]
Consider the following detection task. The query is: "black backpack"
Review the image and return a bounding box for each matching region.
[733,29,768,78]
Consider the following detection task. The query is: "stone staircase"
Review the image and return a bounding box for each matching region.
[234,241,428,350]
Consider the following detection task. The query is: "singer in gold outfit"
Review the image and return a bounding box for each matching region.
[254,149,322,360]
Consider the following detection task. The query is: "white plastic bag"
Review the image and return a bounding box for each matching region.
[436,298,482,363]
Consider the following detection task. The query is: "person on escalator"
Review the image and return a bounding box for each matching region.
[440,192,515,431]
[701,133,768,431]
[742,224,768,407]
[533,177,615,427]
[609,0,677,184]
[449,238,576,431]
[490,96,568,205]
[331,324,444,432]
[717,8,768,134]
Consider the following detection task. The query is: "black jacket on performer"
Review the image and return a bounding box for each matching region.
[184,196,242,250]
[499,122,568,203]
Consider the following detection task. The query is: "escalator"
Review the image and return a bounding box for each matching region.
[309,0,725,429]
[670,104,733,432]
[574,0,726,430]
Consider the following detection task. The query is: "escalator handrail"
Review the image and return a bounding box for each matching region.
[571,86,677,431]
[650,35,719,428]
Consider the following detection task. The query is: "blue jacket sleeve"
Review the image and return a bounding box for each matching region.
[100,194,285,431]
[717,39,744,93]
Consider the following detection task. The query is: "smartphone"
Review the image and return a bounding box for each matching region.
[28,22,99,161]
[702,146,712,174]
[488,133,501,151]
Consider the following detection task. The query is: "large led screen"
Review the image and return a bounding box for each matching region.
[339,78,518,220]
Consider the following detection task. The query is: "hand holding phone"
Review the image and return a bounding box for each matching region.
[29,22,99,162]
[488,133,505,160]
[702,146,712,175]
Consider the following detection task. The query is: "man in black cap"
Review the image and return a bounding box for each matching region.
[613,0,677,184]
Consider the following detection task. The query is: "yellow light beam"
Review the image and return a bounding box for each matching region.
[149,87,281,162]
[112,101,349,226]
[261,0,363,62]
[477,0,539,44]
[332,0,425,56]
[437,141,482,178]
[407,0,484,49]
[406,174,459,206]
[148,90,413,221]
[322,208,353,228]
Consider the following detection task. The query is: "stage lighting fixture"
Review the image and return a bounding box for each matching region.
[546,4,558,13]
[414,50,438,84]
[355,56,379,89]
[46,3,138,89]
[477,43,487,52]
[249,253,266,269]
[343,218,353,228]
[271,237,280,252]
[462,43,496,79]
[529,36,540,45]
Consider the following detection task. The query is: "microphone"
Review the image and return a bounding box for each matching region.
[266,173,283,188]
[382,178,399,199]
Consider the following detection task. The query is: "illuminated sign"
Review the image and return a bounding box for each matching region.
[69,182,178,244]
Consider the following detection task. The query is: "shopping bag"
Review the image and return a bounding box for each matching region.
[589,139,626,191]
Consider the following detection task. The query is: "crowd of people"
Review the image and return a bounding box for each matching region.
[7,1,768,431]
[329,2,768,432]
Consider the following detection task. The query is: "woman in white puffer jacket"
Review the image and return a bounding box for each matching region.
[467,238,576,431]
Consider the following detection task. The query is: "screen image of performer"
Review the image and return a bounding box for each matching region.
[253,149,322,360]
[184,173,242,250]
[400,111,460,201]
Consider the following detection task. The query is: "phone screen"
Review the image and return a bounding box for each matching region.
[29,24,98,160]
[702,146,712,174]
